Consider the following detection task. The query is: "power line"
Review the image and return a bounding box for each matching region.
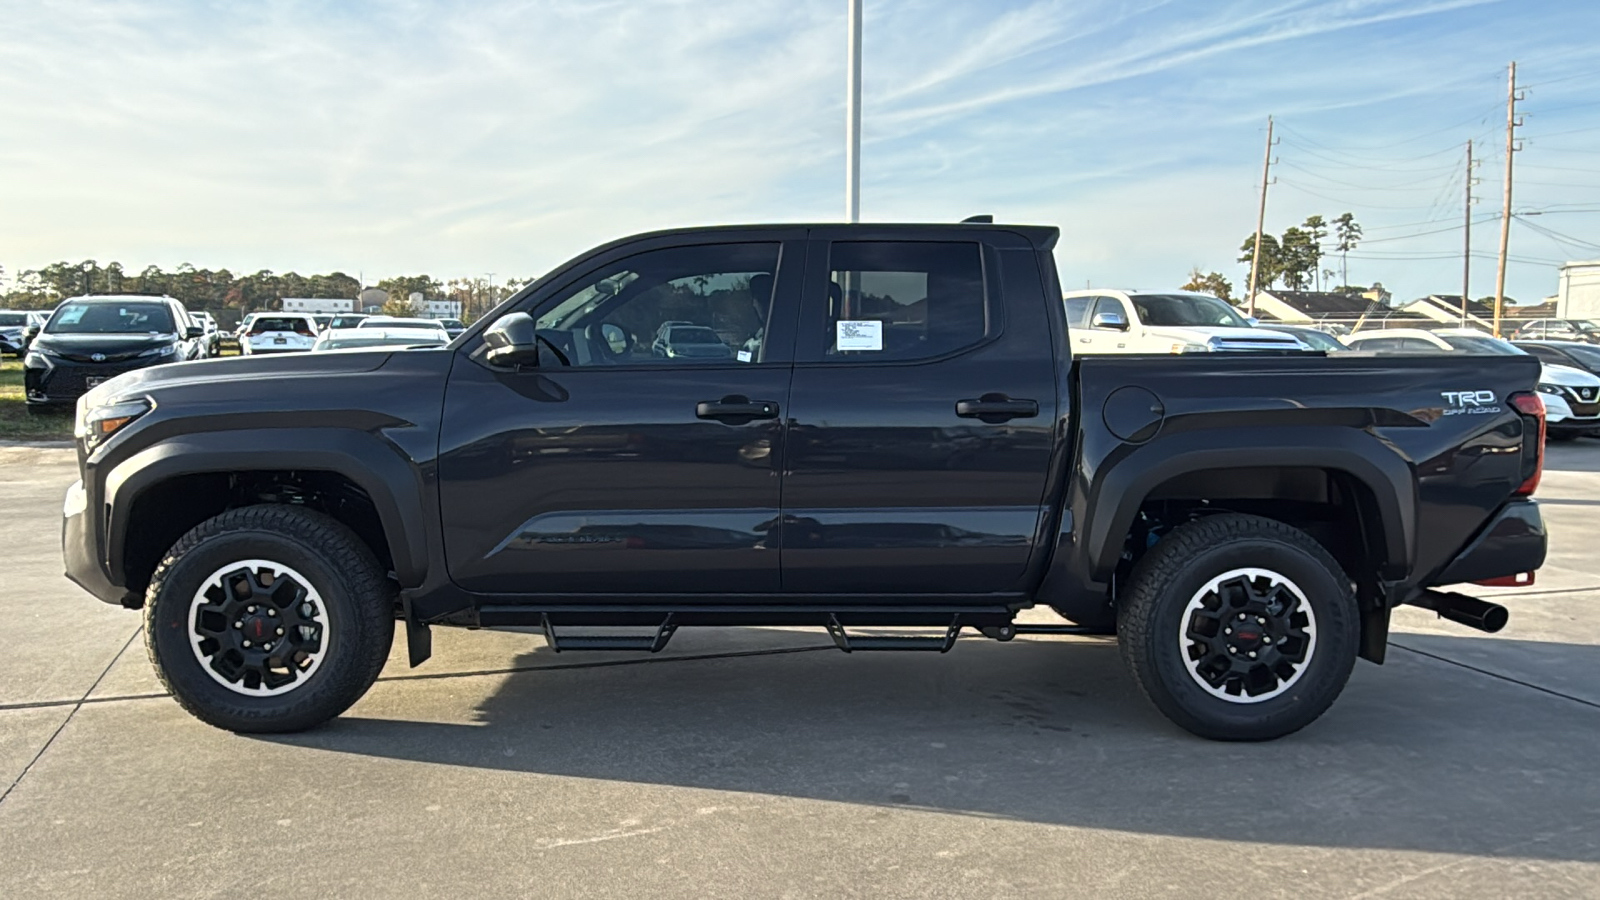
[1275,160,1456,191]
[1273,108,1501,157]
[1276,179,1467,211]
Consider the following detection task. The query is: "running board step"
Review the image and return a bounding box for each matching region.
[539,614,678,653]
[825,614,962,653]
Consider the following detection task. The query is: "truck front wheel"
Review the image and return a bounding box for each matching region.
[142,505,395,733]
[1117,513,1359,741]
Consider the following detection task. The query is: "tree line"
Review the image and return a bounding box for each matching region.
[0,260,533,320]
[1181,212,1366,305]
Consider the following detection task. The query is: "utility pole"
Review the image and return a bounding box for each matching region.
[845,0,862,223]
[1493,61,1522,337]
[1247,115,1277,317]
[1462,140,1474,325]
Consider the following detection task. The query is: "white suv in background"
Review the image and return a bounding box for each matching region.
[1062,290,1304,354]
[241,314,319,354]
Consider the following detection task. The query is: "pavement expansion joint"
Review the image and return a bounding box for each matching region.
[1388,640,1600,712]
[0,626,142,807]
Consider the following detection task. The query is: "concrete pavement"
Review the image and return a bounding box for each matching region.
[3,444,1599,898]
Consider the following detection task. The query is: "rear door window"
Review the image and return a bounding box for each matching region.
[804,241,988,361]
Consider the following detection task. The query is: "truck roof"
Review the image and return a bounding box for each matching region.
[598,222,1060,252]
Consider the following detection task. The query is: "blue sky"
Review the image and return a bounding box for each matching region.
[1,0,1598,303]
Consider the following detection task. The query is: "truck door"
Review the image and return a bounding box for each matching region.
[780,231,1059,595]
[437,232,803,595]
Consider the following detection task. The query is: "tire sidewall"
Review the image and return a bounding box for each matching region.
[148,528,367,727]
[1137,535,1358,737]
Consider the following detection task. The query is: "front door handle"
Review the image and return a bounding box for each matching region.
[696,395,780,422]
[955,394,1039,423]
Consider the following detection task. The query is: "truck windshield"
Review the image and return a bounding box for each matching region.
[1131,294,1248,328]
[47,301,175,334]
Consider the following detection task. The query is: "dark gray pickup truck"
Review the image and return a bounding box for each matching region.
[61,222,1547,740]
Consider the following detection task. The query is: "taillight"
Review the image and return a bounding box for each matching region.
[1510,391,1545,496]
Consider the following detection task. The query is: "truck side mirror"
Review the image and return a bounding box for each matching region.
[483,312,541,367]
[1091,311,1128,331]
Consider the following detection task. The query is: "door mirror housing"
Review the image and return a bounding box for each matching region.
[25,324,41,339]
[186,325,205,339]
[1091,310,1128,331]
[483,312,541,367]
[1245,316,1260,326]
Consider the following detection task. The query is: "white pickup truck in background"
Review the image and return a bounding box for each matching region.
[1063,289,1304,354]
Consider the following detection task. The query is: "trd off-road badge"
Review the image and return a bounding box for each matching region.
[1440,390,1501,415]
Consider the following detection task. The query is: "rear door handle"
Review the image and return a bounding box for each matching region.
[696,396,780,421]
[955,394,1039,423]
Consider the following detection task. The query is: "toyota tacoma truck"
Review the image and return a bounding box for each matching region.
[61,222,1548,741]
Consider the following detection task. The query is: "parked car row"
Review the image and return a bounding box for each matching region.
[18,297,464,412]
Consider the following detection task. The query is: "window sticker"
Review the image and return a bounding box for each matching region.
[737,350,752,363]
[836,319,883,351]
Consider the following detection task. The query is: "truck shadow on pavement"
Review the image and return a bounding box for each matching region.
[270,632,1600,863]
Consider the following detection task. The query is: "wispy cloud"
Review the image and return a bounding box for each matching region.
[0,0,1595,302]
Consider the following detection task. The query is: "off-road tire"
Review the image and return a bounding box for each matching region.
[1117,513,1359,741]
[143,505,395,733]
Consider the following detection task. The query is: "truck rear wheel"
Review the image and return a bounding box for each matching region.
[142,505,395,733]
[1117,513,1358,741]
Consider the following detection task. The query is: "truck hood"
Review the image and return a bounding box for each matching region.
[1146,326,1306,351]
[1540,362,1600,387]
[84,347,395,407]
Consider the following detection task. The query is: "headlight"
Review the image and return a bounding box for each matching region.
[1537,384,1564,395]
[138,343,178,358]
[1170,342,1210,354]
[76,398,152,450]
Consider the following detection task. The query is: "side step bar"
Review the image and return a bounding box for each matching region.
[825,614,962,652]
[540,614,679,653]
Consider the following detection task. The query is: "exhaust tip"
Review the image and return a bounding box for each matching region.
[1415,590,1510,634]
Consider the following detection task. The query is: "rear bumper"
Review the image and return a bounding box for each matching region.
[1430,499,1546,586]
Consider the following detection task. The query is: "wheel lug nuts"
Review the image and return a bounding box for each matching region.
[1256,617,1266,625]
[242,640,252,648]
[247,606,257,613]
[1228,647,1237,654]
[234,621,242,629]
[268,610,277,617]
[1224,627,1233,635]
[1248,651,1257,659]
[276,627,284,635]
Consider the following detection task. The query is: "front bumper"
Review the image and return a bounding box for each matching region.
[25,355,163,407]
[1431,499,1547,586]
[62,479,129,605]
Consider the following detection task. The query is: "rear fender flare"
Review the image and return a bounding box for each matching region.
[1085,426,1415,581]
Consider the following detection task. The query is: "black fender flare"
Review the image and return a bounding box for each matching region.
[1083,425,1416,581]
[103,427,429,587]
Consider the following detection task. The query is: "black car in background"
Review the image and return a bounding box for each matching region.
[1512,339,1600,375]
[23,295,205,411]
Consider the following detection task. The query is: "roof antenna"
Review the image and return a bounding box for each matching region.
[961,214,993,224]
